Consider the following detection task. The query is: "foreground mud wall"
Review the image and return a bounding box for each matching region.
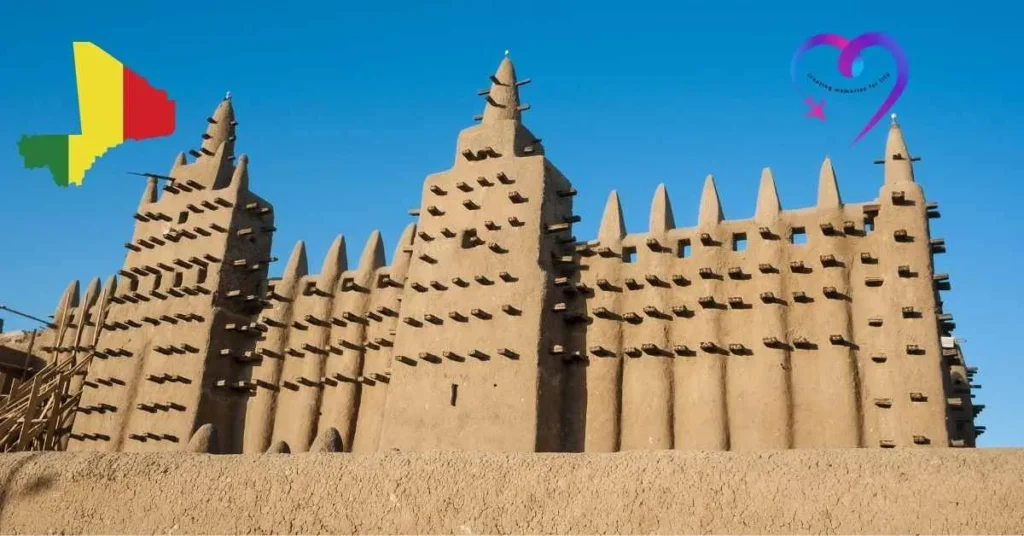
[0,450,1021,534]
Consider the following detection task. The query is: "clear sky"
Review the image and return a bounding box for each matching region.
[0,0,1020,446]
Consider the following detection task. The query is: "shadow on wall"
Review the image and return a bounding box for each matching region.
[557,315,590,453]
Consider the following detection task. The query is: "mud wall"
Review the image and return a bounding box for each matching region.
[0,449,1021,534]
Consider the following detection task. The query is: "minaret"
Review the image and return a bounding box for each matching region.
[378,54,576,452]
[869,114,950,448]
[68,94,275,453]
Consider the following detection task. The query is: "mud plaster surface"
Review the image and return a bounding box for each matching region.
[0,449,1021,534]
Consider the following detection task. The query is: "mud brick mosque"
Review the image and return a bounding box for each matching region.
[1,55,979,455]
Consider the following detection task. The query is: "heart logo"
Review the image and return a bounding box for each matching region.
[791,32,909,145]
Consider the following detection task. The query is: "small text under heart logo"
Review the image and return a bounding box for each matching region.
[791,32,909,145]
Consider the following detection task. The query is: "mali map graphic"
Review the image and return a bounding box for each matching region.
[18,42,175,187]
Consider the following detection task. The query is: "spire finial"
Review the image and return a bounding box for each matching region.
[649,184,675,234]
[481,56,522,124]
[883,115,915,184]
[504,49,510,57]
[755,167,782,221]
[817,156,843,208]
[890,112,897,125]
[698,174,724,227]
[200,97,236,158]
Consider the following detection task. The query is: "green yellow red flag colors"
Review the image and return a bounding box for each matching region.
[18,42,176,187]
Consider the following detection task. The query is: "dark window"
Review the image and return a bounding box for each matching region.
[791,227,808,245]
[177,211,190,224]
[677,239,691,258]
[733,233,747,252]
[622,246,637,263]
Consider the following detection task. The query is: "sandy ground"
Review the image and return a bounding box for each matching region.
[0,449,1021,534]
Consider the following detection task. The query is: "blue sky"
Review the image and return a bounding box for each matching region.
[0,0,1020,446]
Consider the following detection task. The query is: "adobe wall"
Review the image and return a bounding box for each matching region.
[0,449,1021,534]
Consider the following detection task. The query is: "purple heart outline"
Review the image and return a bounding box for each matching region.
[791,32,909,145]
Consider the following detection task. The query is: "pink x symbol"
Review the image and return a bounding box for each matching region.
[805,96,826,120]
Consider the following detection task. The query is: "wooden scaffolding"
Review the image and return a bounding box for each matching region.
[0,353,91,452]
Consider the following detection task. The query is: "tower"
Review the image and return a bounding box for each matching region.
[859,114,954,448]
[377,55,578,452]
[68,95,275,452]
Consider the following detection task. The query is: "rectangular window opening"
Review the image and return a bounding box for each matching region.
[450,383,459,406]
[677,239,691,258]
[622,246,637,263]
[733,233,747,252]
[864,218,875,233]
[791,227,808,245]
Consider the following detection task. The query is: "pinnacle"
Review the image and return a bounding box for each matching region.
[481,55,523,124]
[755,168,781,221]
[319,235,348,285]
[283,241,309,282]
[598,191,626,242]
[138,175,158,208]
[358,230,386,272]
[200,96,236,157]
[884,116,915,184]
[698,175,724,227]
[817,156,843,208]
[649,184,675,234]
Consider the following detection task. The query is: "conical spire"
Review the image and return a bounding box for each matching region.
[649,184,675,234]
[53,280,80,327]
[170,151,187,173]
[319,235,348,287]
[698,174,724,227]
[200,95,236,157]
[389,224,417,278]
[282,241,308,282]
[598,191,626,243]
[884,114,915,184]
[138,177,158,209]
[755,168,781,221]
[229,154,249,190]
[81,277,101,309]
[99,275,117,310]
[481,56,522,124]
[357,230,386,272]
[817,156,843,208]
